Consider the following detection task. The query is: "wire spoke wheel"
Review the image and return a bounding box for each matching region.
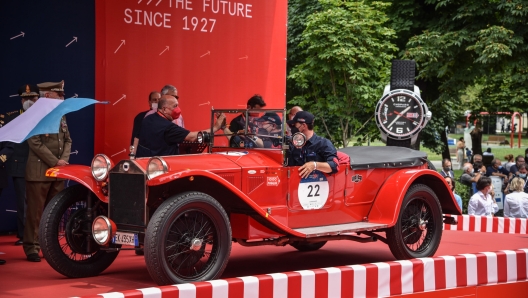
[145,192,231,285]
[387,184,442,259]
[40,185,120,278]
[165,210,218,279]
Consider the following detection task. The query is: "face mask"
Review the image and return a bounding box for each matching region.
[443,167,451,172]
[23,100,34,111]
[519,173,527,179]
[498,165,503,169]
[290,125,300,135]
[151,103,158,110]
[171,106,182,120]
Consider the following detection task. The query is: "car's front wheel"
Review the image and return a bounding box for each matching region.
[145,192,232,285]
[39,184,120,278]
[386,184,442,260]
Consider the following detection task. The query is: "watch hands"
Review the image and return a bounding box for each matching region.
[387,106,411,128]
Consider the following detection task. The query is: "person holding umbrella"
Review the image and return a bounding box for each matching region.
[23,81,72,262]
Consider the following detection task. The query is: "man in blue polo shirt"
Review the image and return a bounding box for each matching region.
[286,111,339,178]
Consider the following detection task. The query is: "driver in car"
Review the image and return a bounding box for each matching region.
[287,111,339,179]
[254,112,283,148]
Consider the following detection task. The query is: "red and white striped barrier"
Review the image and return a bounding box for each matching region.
[78,248,528,298]
[444,214,527,234]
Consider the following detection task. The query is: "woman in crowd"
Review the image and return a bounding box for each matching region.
[468,177,499,216]
[503,177,528,218]
[444,176,463,211]
[504,154,515,172]
[456,137,465,169]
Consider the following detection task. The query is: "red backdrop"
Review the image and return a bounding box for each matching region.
[94,0,287,157]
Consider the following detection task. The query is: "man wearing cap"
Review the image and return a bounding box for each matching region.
[23,81,72,262]
[136,95,225,158]
[255,112,283,148]
[287,111,339,179]
[4,84,40,246]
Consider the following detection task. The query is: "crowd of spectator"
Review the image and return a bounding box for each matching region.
[440,147,528,219]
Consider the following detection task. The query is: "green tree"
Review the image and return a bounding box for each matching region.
[288,0,397,147]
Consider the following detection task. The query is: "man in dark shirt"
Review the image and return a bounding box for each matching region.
[286,111,338,178]
[509,155,525,176]
[136,95,225,158]
[227,94,266,134]
[131,91,160,154]
[486,158,509,180]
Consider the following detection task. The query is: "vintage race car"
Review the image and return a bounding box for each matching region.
[39,109,460,286]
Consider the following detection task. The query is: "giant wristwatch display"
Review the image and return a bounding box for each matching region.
[375,60,432,148]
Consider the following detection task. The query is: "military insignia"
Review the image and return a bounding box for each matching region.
[0,155,7,162]
[61,118,68,132]
[352,174,363,183]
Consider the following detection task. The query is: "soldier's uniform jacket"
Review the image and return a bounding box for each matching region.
[25,116,72,182]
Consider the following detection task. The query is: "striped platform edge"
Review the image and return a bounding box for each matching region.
[444,214,527,234]
[76,248,528,298]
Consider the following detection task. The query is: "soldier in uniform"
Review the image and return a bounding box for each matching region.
[6,84,40,246]
[23,81,72,262]
[0,141,15,265]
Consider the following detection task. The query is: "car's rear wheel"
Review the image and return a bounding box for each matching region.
[40,184,120,277]
[386,184,442,260]
[290,241,327,252]
[145,192,232,285]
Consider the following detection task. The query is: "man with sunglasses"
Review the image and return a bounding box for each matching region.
[254,112,283,148]
[286,111,338,179]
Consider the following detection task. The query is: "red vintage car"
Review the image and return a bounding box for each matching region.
[39,109,460,286]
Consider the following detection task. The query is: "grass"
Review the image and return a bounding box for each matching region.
[347,132,527,161]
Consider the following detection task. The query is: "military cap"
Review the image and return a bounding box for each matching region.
[18,84,40,97]
[38,80,65,92]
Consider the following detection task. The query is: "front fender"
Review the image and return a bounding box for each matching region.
[148,170,306,238]
[45,165,107,203]
[367,169,460,226]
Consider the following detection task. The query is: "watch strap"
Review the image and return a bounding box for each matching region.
[390,60,415,91]
[386,137,412,148]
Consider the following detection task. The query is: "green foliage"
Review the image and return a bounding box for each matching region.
[288,0,398,147]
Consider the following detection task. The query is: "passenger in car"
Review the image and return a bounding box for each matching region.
[254,112,283,148]
[136,95,225,157]
[286,111,338,178]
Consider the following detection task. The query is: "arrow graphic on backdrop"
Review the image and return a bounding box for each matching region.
[239,55,248,60]
[10,31,25,40]
[200,51,210,58]
[111,148,126,157]
[9,94,18,97]
[70,150,79,155]
[65,36,78,47]
[159,46,169,56]
[199,101,210,106]
[156,0,163,6]
[138,0,142,3]
[72,93,78,98]
[147,0,153,4]
[114,40,125,54]
[113,94,126,106]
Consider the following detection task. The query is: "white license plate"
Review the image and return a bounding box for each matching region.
[112,231,138,246]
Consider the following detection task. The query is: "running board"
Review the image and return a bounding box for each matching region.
[293,222,388,238]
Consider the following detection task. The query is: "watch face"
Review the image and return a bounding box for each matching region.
[375,90,426,138]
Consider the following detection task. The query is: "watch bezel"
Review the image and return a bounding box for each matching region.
[375,88,428,140]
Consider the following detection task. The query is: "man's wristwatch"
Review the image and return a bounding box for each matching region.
[375,60,432,148]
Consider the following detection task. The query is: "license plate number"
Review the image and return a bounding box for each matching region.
[112,232,138,246]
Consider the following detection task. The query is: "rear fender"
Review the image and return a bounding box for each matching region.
[45,165,107,203]
[148,170,305,238]
[367,169,460,226]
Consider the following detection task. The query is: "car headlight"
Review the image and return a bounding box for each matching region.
[197,131,204,143]
[292,132,307,148]
[92,216,115,245]
[92,154,111,181]
[147,156,168,179]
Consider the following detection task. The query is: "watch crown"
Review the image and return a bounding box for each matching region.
[426,111,432,121]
